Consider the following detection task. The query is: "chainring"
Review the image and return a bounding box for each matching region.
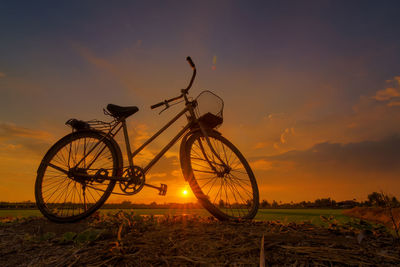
[119,166,145,195]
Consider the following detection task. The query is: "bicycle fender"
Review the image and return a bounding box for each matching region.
[179,132,190,181]
[179,129,222,181]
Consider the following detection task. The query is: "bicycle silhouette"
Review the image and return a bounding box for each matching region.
[35,57,259,222]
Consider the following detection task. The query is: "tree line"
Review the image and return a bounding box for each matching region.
[0,192,397,209]
[259,192,399,209]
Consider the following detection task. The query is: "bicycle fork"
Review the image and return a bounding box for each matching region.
[197,122,230,175]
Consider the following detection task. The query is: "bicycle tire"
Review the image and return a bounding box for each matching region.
[35,130,121,223]
[183,130,259,220]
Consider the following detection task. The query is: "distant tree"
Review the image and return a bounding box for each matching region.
[299,201,307,208]
[390,196,400,207]
[218,199,225,208]
[260,200,270,208]
[367,192,386,207]
[271,200,278,208]
[314,198,335,208]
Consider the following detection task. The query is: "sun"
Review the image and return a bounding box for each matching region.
[182,190,188,196]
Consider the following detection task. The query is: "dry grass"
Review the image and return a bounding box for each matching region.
[1,211,399,266]
[343,207,400,229]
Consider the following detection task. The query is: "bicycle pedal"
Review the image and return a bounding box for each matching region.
[159,184,167,196]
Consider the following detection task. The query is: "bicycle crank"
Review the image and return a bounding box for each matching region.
[119,166,145,195]
[144,183,168,196]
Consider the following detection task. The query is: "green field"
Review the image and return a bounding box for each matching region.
[0,208,349,225]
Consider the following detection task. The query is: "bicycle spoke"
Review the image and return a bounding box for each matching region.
[227,174,253,199]
[188,132,258,220]
[192,169,216,174]
[47,163,68,174]
[199,176,219,195]
[37,131,117,222]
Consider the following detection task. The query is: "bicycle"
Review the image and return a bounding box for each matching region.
[35,57,259,223]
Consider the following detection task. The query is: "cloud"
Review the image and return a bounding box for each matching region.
[248,136,400,202]
[149,155,180,178]
[388,101,400,107]
[395,76,400,86]
[0,122,51,141]
[71,42,137,93]
[72,42,115,72]
[0,122,52,156]
[254,141,271,149]
[244,74,400,158]
[279,127,295,144]
[251,159,273,171]
[371,76,400,104]
[0,72,5,78]
[371,87,400,101]
[262,135,400,173]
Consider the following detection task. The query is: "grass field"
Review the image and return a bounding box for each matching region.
[0,208,349,225]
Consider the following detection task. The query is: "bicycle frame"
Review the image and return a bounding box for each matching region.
[68,58,227,193]
[92,97,225,191]
[122,105,192,175]
[121,96,226,173]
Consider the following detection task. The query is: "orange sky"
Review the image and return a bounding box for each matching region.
[1,1,400,203]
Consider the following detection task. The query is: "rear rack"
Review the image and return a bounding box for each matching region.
[86,119,116,131]
[66,118,117,132]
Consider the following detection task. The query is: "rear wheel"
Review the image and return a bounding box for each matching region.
[184,131,259,220]
[35,131,120,223]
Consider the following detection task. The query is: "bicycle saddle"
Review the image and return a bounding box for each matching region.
[106,104,139,118]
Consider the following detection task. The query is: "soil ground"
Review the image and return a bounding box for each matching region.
[1,212,399,266]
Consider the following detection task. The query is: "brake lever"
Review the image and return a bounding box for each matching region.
[159,102,170,115]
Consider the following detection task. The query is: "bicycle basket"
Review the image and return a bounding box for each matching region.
[195,90,224,128]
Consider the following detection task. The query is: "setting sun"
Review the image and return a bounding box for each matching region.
[182,190,188,196]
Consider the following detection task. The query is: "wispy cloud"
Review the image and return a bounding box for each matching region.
[371,76,400,103]
[0,122,50,141]
[261,135,400,173]
[72,43,116,73]
[0,122,52,156]
[242,74,400,158]
[70,42,143,97]
[387,101,400,107]
[279,127,295,144]
[371,87,400,101]
[250,136,400,202]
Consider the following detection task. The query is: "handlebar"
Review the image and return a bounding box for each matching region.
[150,95,183,109]
[150,56,197,110]
[150,102,165,109]
[182,57,196,94]
[186,56,195,69]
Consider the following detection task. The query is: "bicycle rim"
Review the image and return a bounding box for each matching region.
[185,131,259,220]
[35,131,119,223]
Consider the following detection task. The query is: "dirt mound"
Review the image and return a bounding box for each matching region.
[1,212,399,266]
[343,207,400,229]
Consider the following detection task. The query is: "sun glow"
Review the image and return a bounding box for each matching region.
[182,190,188,196]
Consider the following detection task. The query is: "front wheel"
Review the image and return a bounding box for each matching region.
[35,130,121,223]
[183,131,259,220]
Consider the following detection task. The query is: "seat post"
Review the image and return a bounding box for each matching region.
[121,118,134,168]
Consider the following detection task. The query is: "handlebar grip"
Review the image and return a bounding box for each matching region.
[186,56,195,69]
[151,102,164,109]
